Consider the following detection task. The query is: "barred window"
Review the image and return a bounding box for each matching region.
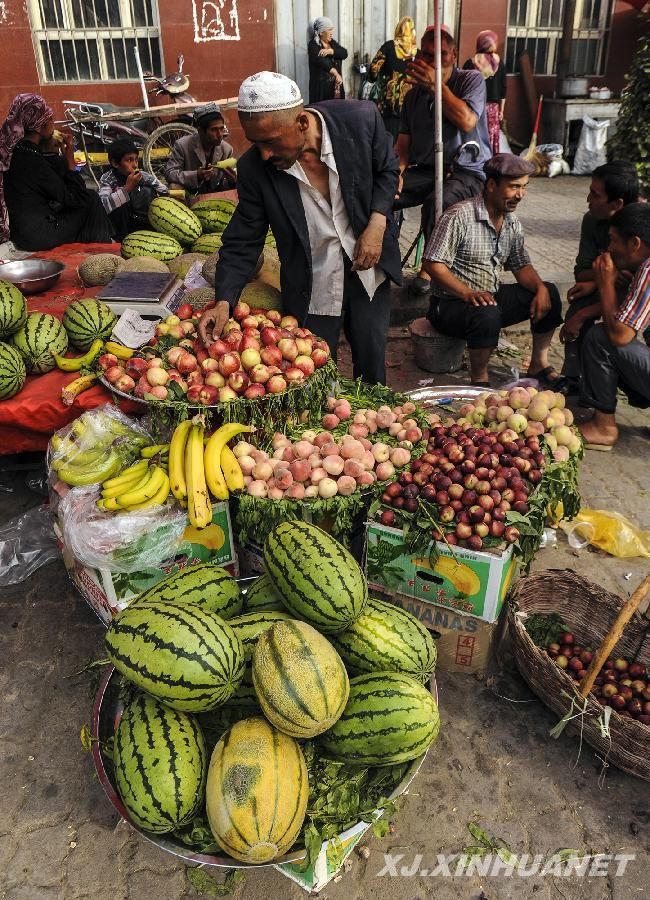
[28,0,163,83]
[506,0,614,76]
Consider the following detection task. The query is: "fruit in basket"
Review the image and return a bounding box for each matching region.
[10,312,68,374]
[228,611,294,659]
[252,620,349,737]
[243,573,285,613]
[134,564,243,619]
[62,298,117,351]
[0,280,27,337]
[205,716,308,863]
[330,598,437,682]
[319,672,440,765]
[113,692,206,833]
[0,342,27,399]
[264,522,367,633]
[105,599,245,711]
[121,230,183,262]
[78,253,123,286]
[149,196,202,245]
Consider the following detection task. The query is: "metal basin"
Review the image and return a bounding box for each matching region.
[0,258,65,294]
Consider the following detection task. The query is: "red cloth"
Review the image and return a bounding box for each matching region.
[1,243,141,455]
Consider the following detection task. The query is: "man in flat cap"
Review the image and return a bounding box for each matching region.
[166,103,236,195]
[198,71,401,384]
[422,153,564,387]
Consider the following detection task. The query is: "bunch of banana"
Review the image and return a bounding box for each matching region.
[204,422,253,500]
[97,459,170,511]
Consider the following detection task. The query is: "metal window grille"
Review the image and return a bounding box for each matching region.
[27,0,163,83]
[506,0,613,75]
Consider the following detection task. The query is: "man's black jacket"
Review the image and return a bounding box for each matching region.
[214,100,401,323]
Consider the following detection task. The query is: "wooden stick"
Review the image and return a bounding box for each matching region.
[579,575,650,699]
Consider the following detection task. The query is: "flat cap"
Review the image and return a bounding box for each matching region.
[193,102,223,126]
[484,153,536,178]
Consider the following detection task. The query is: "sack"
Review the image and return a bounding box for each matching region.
[572,116,609,175]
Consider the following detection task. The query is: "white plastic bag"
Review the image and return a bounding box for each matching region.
[572,117,609,175]
[0,506,60,586]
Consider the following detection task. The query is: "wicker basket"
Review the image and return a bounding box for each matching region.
[508,569,650,780]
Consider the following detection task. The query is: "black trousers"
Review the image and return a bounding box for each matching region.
[394,166,484,243]
[429,282,563,349]
[581,323,650,413]
[305,270,391,385]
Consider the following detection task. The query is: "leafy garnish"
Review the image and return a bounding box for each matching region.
[186,868,244,896]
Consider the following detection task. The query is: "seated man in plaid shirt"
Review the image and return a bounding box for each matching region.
[579,203,650,450]
[422,153,563,387]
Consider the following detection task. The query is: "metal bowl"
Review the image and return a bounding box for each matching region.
[0,258,65,294]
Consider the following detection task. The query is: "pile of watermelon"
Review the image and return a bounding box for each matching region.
[102,521,440,865]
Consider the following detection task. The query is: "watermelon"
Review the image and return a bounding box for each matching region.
[264,522,368,633]
[105,600,245,712]
[228,611,293,660]
[330,599,437,682]
[121,230,183,261]
[191,233,223,255]
[62,298,117,350]
[133,564,243,619]
[0,281,27,337]
[0,342,27,399]
[113,691,206,833]
[252,619,349,738]
[242,573,285,613]
[191,199,235,234]
[205,716,308,863]
[319,672,440,766]
[223,666,258,707]
[10,313,68,374]
[149,196,202,246]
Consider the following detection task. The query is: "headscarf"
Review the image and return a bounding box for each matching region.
[0,93,53,242]
[473,30,500,79]
[394,16,417,60]
[313,16,334,46]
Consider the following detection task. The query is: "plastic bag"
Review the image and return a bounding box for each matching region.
[560,509,650,559]
[58,486,188,573]
[0,505,60,586]
[537,142,564,160]
[572,117,609,175]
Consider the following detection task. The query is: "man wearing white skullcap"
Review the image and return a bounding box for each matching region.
[198,71,401,384]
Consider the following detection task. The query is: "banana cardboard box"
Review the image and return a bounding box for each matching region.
[364,521,517,624]
[55,503,237,627]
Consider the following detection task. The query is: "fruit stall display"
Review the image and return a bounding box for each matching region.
[92,521,441,871]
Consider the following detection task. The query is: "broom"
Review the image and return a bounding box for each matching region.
[522,95,544,161]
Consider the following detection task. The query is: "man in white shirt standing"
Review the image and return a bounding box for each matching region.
[198,71,401,384]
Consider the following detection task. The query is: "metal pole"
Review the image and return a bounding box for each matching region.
[433,0,443,226]
[134,45,150,110]
[556,0,577,85]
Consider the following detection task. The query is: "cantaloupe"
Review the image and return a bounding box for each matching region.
[78,254,123,286]
[240,279,281,311]
[119,256,171,274]
[168,253,208,279]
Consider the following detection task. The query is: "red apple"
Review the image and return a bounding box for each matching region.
[278,338,298,361]
[241,315,259,329]
[285,366,306,384]
[186,384,203,403]
[266,374,287,394]
[240,348,262,371]
[260,326,282,347]
[228,370,250,393]
[250,364,271,384]
[260,345,283,367]
[125,357,148,379]
[186,370,204,386]
[195,347,208,364]
[218,386,239,403]
[294,354,315,377]
[266,310,282,325]
[114,373,135,393]
[311,348,330,368]
[240,334,261,352]
[201,357,219,373]
[218,352,241,377]
[295,337,314,356]
[176,351,198,374]
[225,330,243,352]
[97,353,118,371]
[104,365,126,384]
[197,384,219,405]
[244,383,266,399]
[208,339,230,360]
[233,301,251,321]
[204,371,226,389]
[280,315,299,329]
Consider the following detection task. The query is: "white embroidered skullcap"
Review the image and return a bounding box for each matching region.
[238,71,303,114]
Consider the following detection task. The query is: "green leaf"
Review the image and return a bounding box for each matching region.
[553,849,586,863]
[496,846,519,867]
[467,822,492,847]
[186,867,244,896]
[372,818,390,838]
[79,724,93,752]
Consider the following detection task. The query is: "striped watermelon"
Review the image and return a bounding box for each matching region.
[0,343,27,399]
[319,672,440,766]
[192,199,235,234]
[264,522,368,633]
[228,611,293,660]
[105,600,245,712]
[62,298,117,351]
[252,619,349,738]
[242,573,285,613]
[330,599,437,682]
[223,666,258,707]
[191,233,223,255]
[149,197,202,246]
[134,564,243,619]
[113,691,206,833]
[0,281,27,338]
[10,313,68,374]
[205,716,308,863]
[121,230,183,262]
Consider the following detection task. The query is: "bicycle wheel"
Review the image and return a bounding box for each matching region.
[142,123,196,183]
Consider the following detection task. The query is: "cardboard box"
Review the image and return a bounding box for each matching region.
[365,522,517,624]
[57,502,237,626]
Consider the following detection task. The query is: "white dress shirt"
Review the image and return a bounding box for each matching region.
[285,110,385,317]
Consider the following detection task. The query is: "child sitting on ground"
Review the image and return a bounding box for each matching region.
[98,139,168,240]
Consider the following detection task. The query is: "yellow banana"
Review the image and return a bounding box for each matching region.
[102,458,148,489]
[186,424,212,528]
[54,339,104,373]
[104,341,134,360]
[116,465,167,507]
[52,443,106,471]
[58,451,121,486]
[102,472,150,499]
[70,417,88,439]
[61,373,98,406]
[220,444,245,492]
[129,472,171,509]
[204,423,252,500]
[169,419,193,500]
[141,443,169,459]
[100,496,123,511]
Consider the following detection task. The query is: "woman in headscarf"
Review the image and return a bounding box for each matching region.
[463,31,506,156]
[0,93,112,250]
[308,17,348,103]
[367,17,417,142]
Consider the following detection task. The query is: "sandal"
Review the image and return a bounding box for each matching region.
[527,366,570,394]
[583,442,614,452]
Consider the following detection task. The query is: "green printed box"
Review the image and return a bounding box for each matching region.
[365,522,517,624]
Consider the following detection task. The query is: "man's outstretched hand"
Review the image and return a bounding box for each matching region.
[198,300,231,346]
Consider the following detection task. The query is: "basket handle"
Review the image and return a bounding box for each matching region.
[578,575,650,699]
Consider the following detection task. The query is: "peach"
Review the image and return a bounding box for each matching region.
[357,470,376,486]
[320,442,340,458]
[371,442,390,463]
[336,475,357,496]
[237,455,257,477]
[318,477,338,498]
[340,440,365,461]
[285,482,305,499]
[303,484,320,498]
[146,383,167,400]
[322,455,345,477]
[310,467,328,485]
[233,441,255,458]
[290,459,312,482]
[390,447,411,467]
[247,480,268,497]
[274,468,294,490]
[322,413,340,430]
[343,459,365,479]
[375,461,396,481]
[146,367,169,387]
[361,450,376,471]
[293,440,315,459]
[314,431,333,448]
[334,399,352,420]
[349,423,369,439]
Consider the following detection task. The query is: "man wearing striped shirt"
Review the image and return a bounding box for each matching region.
[579,203,650,450]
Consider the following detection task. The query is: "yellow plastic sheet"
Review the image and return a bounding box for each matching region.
[560,509,650,558]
